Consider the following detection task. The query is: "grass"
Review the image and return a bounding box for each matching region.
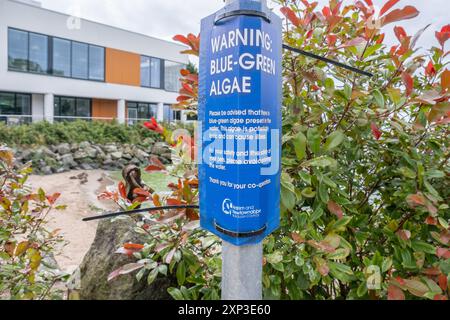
[108,170,177,193]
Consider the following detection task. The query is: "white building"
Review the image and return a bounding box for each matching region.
[0,0,196,125]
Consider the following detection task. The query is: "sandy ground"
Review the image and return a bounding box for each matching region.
[27,170,117,274]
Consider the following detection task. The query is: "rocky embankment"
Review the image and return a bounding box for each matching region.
[12,138,172,174]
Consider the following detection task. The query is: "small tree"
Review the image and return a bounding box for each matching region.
[0,146,68,300]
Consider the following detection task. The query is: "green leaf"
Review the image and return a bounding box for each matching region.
[293,132,307,160]
[266,251,283,265]
[304,156,337,168]
[167,287,184,300]
[301,187,316,198]
[147,268,158,285]
[373,89,385,108]
[176,261,186,286]
[281,185,297,210]
[324,131,345,151]
[310,207,324,222]
[411,241,436,255]
[343,84,352,101]
[307,127,321,154]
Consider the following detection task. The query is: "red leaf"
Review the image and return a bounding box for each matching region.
[394,26,407,42]
[326,34,338,46]
[406,193,427,208]
[340,37,365,48]
[376,33,385,44]
[381,6,419,27]
[166,198,183,206]
[396,229,411,241]
[380,0,400,17]
[180,69,190,77]
[327,201,344,219]
[402,72,414,96]
[434,294,448,301]
[118,182,127,199]
[425,61,437,78]
[172,35,190,46]
[291,233,305,244]
[133,188,150,197]
[435,25,450,47]
[436,248,450,259]
[425,216,438,225]
[388,284,405,300]
[280,7,301,27]
[442,69,450,92]
[371,122,382,140]
[46,192,61,205]
[123,243,144,250]
[438,274,448,291]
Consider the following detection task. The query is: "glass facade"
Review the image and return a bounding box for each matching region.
[140,56,162,88]
[8,28,104,81]
[0,92,31,124]
[54,96,91,121]
[8,29,28,71]
[53,38,71,77]
[7,28,187,95]
[29,33,48,73]
[89,45,105,81]
[71,42,88,79]
[164,61,184,92]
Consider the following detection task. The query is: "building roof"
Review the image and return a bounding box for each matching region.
[7,0,188,50]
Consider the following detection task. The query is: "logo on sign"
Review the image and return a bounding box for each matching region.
[222,199,233,215]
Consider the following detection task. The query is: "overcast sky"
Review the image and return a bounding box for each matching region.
[37,0,449,52]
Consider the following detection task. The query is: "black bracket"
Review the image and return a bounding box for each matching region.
[214,220,267,238]
[215,9,271,25]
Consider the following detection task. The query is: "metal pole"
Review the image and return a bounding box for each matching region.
[222,242,263,300]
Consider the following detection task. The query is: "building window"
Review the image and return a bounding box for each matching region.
[71,42,88,79]
[127,101,157,124]
[186,112,198,121]
[171,110,182,121]
[8,28,105,82]
[89,45,105,81]
[141,56,162,88]
[0,92,31,124]
[140,56,150,87]
[8,28,28,72]
[151,58,161,88]
[164,61,184,92]
[29,33,49,74]
[54,96,91,121]
[52,38,71,77]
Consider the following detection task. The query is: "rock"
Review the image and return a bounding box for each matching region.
[161,152,173,161]
[151,142,169,156]
[103,144,118,153]
[42,166,53,175]
[79,141,91,149]
[134,149,150,162]
[86,147,98,159]
[131,157,141,165]
[57,143,71,155]
[61,154,75,166]
[74,150,88,160]
[79,218,175,300]
[111,151,123,160]
[122,153,133,161]
[70,143,79,152]
[80,163,93,171]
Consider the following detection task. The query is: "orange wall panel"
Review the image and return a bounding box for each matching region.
[92,99,118,121]
[105,48,141,86]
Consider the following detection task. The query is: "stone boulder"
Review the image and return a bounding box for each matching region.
[79,218,175,300]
